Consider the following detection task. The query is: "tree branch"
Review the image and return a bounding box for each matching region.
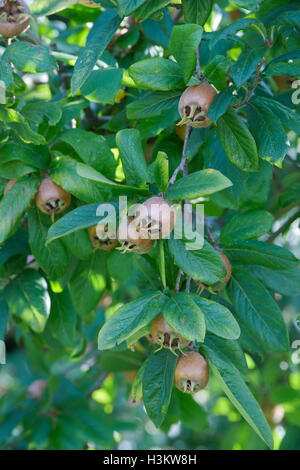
[267,209,300,243]
[233,57,266,109]
[167,125,193,188]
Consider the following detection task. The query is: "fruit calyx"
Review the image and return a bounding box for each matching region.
[174,351,209,394]
[151,314,190,355]
[88,225,118,251]
[178,83,217,128]
[134,196,176,239]
[117,218,154,254]
[35,178,71,221]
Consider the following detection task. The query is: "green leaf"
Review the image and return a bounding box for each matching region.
[128,58,185,91]
[48,289,77,347]
[204,344,273,449]
[28,208,70,281]
[153,151,169,192]
[192,296,240,340]
[228,270,289,352]
[130,361,146,403]
[5,270,50,333]
[0,298,9,341]
[182,0,213,26]
[204,333,248,375]
[0,108,46,146]
[216,108,259,171]
[31,0,77,16]
[264,61,300,76]
[143,348,177,427]
[3,43,57,74]
[224,240,298,270]
[169,24,203,83]
[163,292,205,342]
[174,389,207,432]
[50,157,111,203]
[165,169,232,200]
[99,349,144,372]
[134,0,170,20]
[21,102,62,127]
[81,68,124,104]
[209,18,258,49]
[251,265,300,297]
[0,60,13,88]
[117,0,146,16]
[71,9,122,94]
[62,229,94,261]
[231,48,265,88]
[76,160,150,195]
[46,203,110,244]
[247,100,287,164]
[98,292,166,350]
[0,229,29,267]
[220,210,274,244]
[69,251,107,316]
[204,55,231,90]
[127,90,181,120]
[0,142,50,170]
[59,129,117,178]
[169,238,227,285]
[207,87,234,122]
[116,129,149,187]
[253,97,300,136]
[0,176,40,244]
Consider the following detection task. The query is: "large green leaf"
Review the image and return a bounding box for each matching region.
[71,9,122,94]
[31,0,77,16]
[209,18,258,49]
[252,97,300,136]
[207,87,234,122]
[21,102,62,127]
[0,142,50,170]
[47,289,77,347]
[50,157,111,203]
[0,297,9,341]
[0,177,40,244]
[224,240,298,270]
[28,208,70,281]
[117,0,146,16]
[59,129,117,179]
[247,100,287,164]
[204,333,248,375]
[5,270,50,333]
[98,292,166,350]
[153,151,169,193]
[165,169,232,200]
[3,43,57,74]
[0,108,46,146]
[228,270,289,352]
[231,48,265,87]
[220,210,274,244]
[69,251,107,316]
[169,238,226,285]
[143,348,177,427]
[128,58,185,91]
[127,90,181,120]
[0,229,29,267]
[216,108,259,171]
[116,129,149,187]
[182,0,213,26]
[204,344,273,449]
[46,203,114,244]
[251,265,300,297]
[134,0,170,20]
[81,68,124,105]
[169,24,203,83]
[162,292,206,342]
[192,296,240,340]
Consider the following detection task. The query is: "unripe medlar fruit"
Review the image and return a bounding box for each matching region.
[134,197,176,239]
[196,251,232,293]
[35,178,71,221]
[0,0,30,38]
[88,225,118,251]
[178,83,217,128]
[3,178,17,195]
[174,352,209,394]
[151,314,190,352]
[117,218,154,254]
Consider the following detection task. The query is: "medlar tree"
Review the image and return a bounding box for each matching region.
[0,0,299,451]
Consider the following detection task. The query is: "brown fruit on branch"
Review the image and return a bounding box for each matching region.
[35,178,71,220]
[134,196,176,239]
[117,218,154,254]
[0,0,30,38]
[178,83,217,128]
[88,225,118,251]
[151,314,190,352]
[174,352,209,394]
[3,178,17,195]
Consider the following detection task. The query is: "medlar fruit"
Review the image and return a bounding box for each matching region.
[35,178,71,221]
[117,218,154,254]
[178,83,217,128]
[88,225,118,251]
[174,352,209,394]
[134,196,176,239]
[3,178,17,195]
[0,0,30,38]
[151,314,190,353]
